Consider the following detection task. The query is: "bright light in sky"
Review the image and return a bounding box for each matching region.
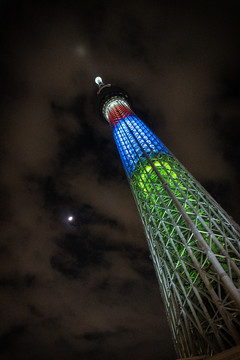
[95,76,103,86]
[68,216,74,222]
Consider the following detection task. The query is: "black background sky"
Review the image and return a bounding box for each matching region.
[0,1,240,360]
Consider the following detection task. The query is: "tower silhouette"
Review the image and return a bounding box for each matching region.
[95,77,240,359]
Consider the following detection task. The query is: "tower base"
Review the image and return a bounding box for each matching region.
[176,345,240,360]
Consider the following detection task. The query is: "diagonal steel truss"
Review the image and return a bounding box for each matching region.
[104,98,240,359]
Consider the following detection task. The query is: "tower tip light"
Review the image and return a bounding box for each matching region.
[95,76,104,87]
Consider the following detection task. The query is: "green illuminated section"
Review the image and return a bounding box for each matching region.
[130,153,239,284]
[131,154,199,284]
[138,160,178,192]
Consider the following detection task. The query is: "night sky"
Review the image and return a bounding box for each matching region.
[1,1,240,360]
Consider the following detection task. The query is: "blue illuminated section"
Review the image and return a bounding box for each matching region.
[113,114,170,177]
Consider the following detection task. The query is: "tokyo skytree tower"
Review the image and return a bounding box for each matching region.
[95,77,240,359]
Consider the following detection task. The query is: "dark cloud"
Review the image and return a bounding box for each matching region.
[0,1,240,359]
[82,327,129,342]
[0,325,26,356]
[51,232,111,278]
[0,274,36,289]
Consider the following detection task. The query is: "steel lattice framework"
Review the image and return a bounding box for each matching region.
[95,78,240,359]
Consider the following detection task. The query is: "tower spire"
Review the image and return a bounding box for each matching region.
[95,76,104,87]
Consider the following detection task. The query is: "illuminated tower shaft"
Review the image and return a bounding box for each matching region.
[95,78,240,359]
